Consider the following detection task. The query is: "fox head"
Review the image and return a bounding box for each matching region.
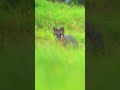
[53,27,64,40]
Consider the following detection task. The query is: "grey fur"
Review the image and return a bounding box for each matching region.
[53,27,78,48]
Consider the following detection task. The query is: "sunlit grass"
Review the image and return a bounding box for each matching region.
[35,43,85,90]
[35,0,85,32]
[35,0,85,90]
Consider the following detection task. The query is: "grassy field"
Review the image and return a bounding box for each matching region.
[35,0,85,90]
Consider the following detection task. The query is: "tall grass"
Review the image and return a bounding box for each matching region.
[35,0,85,90]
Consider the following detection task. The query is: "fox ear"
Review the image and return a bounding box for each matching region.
[61,27,64,32]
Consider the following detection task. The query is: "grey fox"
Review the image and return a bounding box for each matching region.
[53,27,78,48]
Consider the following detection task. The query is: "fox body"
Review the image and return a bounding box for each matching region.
[53,27,78,48]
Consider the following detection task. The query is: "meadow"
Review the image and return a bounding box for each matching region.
[35,0,85,90]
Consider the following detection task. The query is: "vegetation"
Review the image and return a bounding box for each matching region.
[35,0,85,90]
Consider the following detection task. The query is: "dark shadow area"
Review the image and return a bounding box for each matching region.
[86,0,120,90]
[0,0,35,90]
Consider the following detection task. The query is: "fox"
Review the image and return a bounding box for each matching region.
[53,27,78,48]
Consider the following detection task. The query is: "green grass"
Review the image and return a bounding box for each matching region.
[35,0,85,90]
